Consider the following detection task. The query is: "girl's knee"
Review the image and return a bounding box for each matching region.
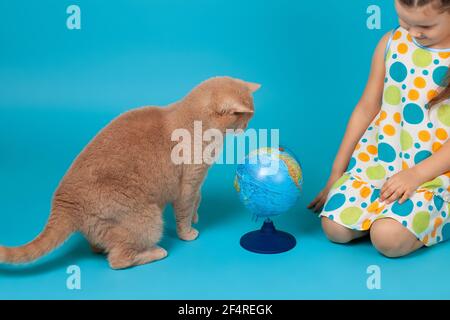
[321,217,355,244]
[370,218,422,258]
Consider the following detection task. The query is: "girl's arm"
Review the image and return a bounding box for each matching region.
[331,32,391,175]
[308,31,392,212]
[414,140,450,182]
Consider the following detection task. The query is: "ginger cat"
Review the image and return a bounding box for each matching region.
[0,76,260,269]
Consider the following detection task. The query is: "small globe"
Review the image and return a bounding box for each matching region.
[234,147,303,220]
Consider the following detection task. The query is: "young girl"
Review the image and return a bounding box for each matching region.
[308,0,450,257]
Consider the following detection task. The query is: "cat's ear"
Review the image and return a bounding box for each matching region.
[245,82,261,93]
[234,79,261,93]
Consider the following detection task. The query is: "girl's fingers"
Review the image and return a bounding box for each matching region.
[307,194,319,208]
[380,186,388,200]
[309,186,331,212]
[312,197,325,213]
[308,190,325,209]
[314,200,324,213]
[398,190,411,204]
[381,185,396,201]
[380,179,395,199]
[311,199,320,211]
[307,195,321,208]
[386,189,403,204]
[381,177,392,190]
[381,178,391,189]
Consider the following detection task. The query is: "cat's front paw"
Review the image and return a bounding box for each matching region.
[178,227,199,241]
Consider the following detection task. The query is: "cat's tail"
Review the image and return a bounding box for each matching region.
[0,208,76,264]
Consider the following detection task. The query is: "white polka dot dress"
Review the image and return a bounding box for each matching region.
[320,27,450,246]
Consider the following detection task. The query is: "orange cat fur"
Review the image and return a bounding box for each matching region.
[0,76,260,269]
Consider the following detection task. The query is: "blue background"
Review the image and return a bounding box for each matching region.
[1,0,450,299]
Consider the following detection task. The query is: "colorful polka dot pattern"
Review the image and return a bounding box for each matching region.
[320,27,450,247]
[322,173,450,245]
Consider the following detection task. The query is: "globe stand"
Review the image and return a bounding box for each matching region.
[240,218,296,254]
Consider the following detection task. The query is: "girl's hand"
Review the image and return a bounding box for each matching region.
[307,171,344,213]
[380,167,425,204]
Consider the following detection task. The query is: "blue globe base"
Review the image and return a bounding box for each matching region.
[240,219,296,254]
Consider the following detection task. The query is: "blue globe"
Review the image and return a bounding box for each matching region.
[234,147,303,219]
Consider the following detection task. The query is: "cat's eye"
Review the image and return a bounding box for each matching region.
[216,109,227,116]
